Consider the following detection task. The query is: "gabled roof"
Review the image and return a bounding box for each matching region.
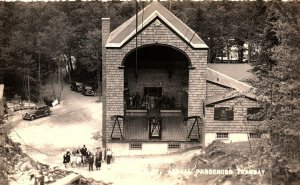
[0,84,4,99]
[207,63,253,81]
[207,67,254,94]
[206,68,257,105]
[205,89,256,105]
[106,2,208,49]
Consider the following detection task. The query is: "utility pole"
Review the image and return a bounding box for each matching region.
[27,64,30,109]
[38,52,42,103]
[98,60,101,100]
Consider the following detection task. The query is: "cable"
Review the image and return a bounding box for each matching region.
[183,1,214,53]
[141,1,145,46]
[191,0,272,66]
[224,1,271,42]
[135,0,138,82]
[5,105,97,158]
[7,121,54,157]
[19,106,95,126]
[208,0,272,55]
[178,1,214,77]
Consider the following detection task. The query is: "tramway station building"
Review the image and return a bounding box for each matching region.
[102,2,261,155]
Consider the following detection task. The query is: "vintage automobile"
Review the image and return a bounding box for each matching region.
[22,105,51,120]
[81,85,95,96]
[70,82,83,92]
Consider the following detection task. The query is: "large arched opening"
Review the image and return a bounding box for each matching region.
[123,44,190,112]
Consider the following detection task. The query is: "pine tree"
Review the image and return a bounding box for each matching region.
[251,1,300,184]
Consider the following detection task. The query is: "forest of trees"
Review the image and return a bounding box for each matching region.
[0,0,282,99]
[0,1,299,184]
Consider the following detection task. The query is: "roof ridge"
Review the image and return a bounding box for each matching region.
[205,89,256,105]
[108,2,154,42]
[105,2,207,49]
[207,67,254,94]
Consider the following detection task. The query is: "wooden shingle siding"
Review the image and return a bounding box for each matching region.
[205,97,261,133]
[104,19,207,141]
[206,81,231,97]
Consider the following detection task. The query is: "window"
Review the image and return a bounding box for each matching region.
[249,133,261,139]
[214,107,234,121]
[129,143,142,150]
[216,133,229,139]
[144,87,162,97]
[247,107,262,121]
[168,144,180,150]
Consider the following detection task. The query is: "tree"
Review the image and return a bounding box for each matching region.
[251,1,300,184]
[0,2,16,83]
[38,7,73,103]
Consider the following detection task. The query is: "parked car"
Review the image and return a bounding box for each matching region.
[71,82,83,92]
[22,105,51,120]
[81,85,95,96]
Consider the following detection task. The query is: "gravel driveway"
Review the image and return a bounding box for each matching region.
[9,85,202,185]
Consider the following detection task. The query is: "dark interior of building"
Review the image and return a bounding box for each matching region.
[114,44,192,141]
[123,44,190,111]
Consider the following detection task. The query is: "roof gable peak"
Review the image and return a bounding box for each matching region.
[105,2,208,49]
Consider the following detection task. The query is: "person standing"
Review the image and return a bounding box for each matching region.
[145,95,150,110]
[63,150,71,168]
[81,145,87,165]
[133,92,140,108]
[88,151,94,171]
[63,153,68,167]
[106,149,113,165]
[95,148,102,170]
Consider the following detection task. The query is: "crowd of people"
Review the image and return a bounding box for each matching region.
[125,92,176,110]
[62,145,113,171]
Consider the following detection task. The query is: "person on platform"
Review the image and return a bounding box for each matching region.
[161,94,166,109]
[166,96,171,109]
[106,149,113,165]
[145,95,150,110]
[170,96,175,109]
[129,96,133,108]
[133,92,140,108]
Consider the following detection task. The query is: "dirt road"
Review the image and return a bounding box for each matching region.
[8,85,201,185]
[9,85,102,167]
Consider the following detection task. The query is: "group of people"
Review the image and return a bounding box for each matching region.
[62,145,113,171]
[126,92,176,110]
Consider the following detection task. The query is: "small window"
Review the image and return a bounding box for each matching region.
[214,107,234,121]
[247,107,262,121]
[249,133,261,139]
[129,143,142,150]
[144,87,162,97]
[168,144,180,150]
[216,133,229,139]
